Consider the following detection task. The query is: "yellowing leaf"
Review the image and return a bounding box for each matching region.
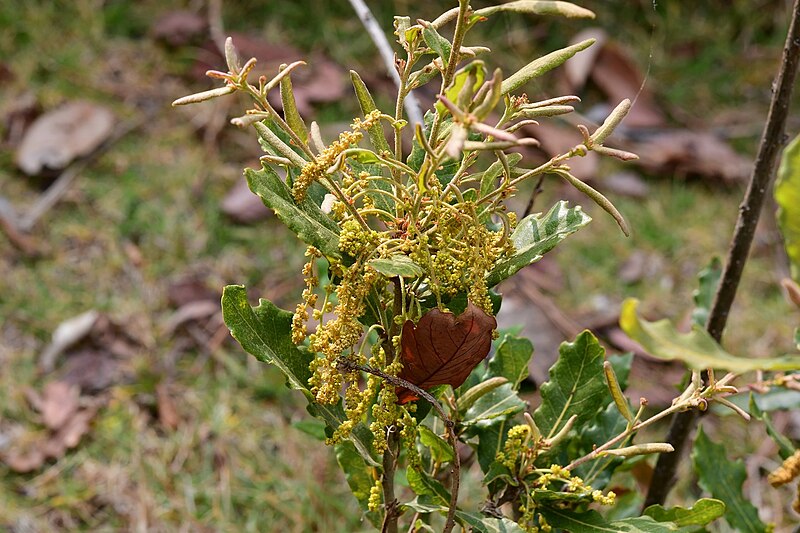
[775,133,800,280]
[620,299,800,372]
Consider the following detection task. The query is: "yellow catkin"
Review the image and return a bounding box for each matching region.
[768,449,800,487]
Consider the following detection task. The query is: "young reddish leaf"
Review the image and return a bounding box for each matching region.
[397,302,497,403]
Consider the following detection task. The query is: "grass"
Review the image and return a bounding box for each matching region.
[1,0,798,530]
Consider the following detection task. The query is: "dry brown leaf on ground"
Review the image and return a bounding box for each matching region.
[2,91,39,148]
[156,383,180,431]
[3,384,101,473]
[167,276,220,308]
[15,101,115,175]
[627,129,751,184]
[151,10,207,48]
[38,381,81,430]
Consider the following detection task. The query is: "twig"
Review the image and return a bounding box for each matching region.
[347,0,424,126]
[382,431,399,533]
[18,117,144,232]
[644,0,800,507]
[336,358,460,533]
[0,212,42,256]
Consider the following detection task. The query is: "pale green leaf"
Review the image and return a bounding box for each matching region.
[436,61,486,115]
[475,1,595,20]
[775,133,800,280]
[280,69,308,143]
[406,467,450,505]
[221,285,312,390]
[692,426,767,533]
[501,38,595,96]
[422,23,452,67]
[335,441,381,528]
[479,153,523,199]
[419,425,454,463]
[368,255,424,278]
[488,334,533,388]
[349,70,391,154]
[620,298,800,372]
[487,201,591,287]
[644,498,726,528]
[533,330,607,439]
[540,508,683,532]
[245,167,341,259]
[462,383,526,427]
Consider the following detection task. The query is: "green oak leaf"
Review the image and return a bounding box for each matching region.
[644,498,725,528]
[775,133,800,281]
[540,508,683,532]
[245,166,341,259]
[692,426,767,533]
[407,467,450,506]
[221,285,312,390]
[462,383,526,427]
[621,298,800,372]
[419,424,454,463]
[488,334,534,389]
[335,441,381,528]
[487,201,591,287]
[533,330,607,439]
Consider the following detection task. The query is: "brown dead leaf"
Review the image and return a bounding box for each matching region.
[16,100,115,175]
[39,381,80,431]
[397,302,497,403]
[168,276,219,308]
[628,129,751,184]
[151,10,207,48]
[221,178,271,224]
[165,300,220,335]
[61,351,124,393]
[2,91,39,147]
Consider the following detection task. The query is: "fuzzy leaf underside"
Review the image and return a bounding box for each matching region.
[775,133,800,281]
[692,426,767,533]
[621,298,800,372]
[533,330,607,439]
[245,166,341,259]
[500,38,595,96]
[487,200,591,287]
[475,1,595,20]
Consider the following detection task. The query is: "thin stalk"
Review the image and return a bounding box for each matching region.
[644,0,800,507]
[381,431,399,533]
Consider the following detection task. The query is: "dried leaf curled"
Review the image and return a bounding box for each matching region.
[397,302,497,403]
